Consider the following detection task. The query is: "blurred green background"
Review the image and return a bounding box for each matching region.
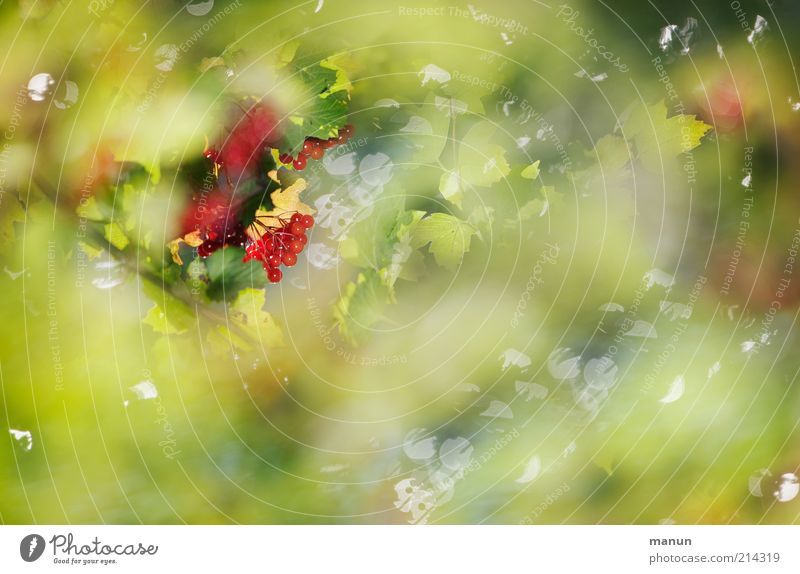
[2,0,800,524]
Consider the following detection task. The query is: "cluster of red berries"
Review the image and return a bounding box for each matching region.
[243,212,315,283]
[197,223,247,257]
[180,191,248,257]
[278,125,355,171]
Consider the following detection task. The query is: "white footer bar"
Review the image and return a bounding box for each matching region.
[1,525,798,573]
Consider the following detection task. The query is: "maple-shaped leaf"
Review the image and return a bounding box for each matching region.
[279,59,352,151]
[411,213,476,271]
[623,100,711,170]
[250,176,314,232]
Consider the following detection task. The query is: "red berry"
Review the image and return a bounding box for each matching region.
[197,242,213,257]
[296,234,307,246]
[322,139,336,149]
[310,147,324,160]
[302,140,315,153]
[293,156,306,170]
[300,214,314,228]
[278,153,293,164]
[344,124,354,137]
[290,213,303,224]
[289,222,305,236]
[266,253,282,267]
[273,232,291,249]
[288,240,303,254]
[282,252,297,266]
[244,243,260,262]
[267,267,282,283]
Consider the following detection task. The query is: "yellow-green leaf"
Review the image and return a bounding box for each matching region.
[521,160,540,180]
[142,283,195,335]
[227,288,284,349]
[0,194,25,254]
[333,270,391,346]
[251,177,314,232]
[623,100,711,169]
[458,120,510,187]
[103,222,129,250]
[168,230,203,265]
[411,213,476,271]
[439,170,463,208]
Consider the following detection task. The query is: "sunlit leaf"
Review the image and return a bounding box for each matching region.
[227,288,284,349]
[252,177,314,230]
[411,213,476,271]
[439,170,464,208]
[623,100,712,170]
[521,160,540,180]
[103,222,130,250]
[142,282,195,335]
[458,120,510,187]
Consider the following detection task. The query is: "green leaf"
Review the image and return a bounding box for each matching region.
[281,61,351,151]
[226,288,284,349]
[569,135,632,195]
[591,135,632,172]
[142,282,195,335]
[623,100,711,170]
[468,205,495,239]
[319,55,353,98]
[103,222,130,250]
[439,170,463,208]
[411,213,476,271]
[458,120,510,187]
[521,160,540,180]
[185,257,208,301]
[333,270,392,346]
[77,241,103,260]
[517,185,563,220]
[397,92,451,165]
[0,194,25,254]
[75,195,103,221]
[277,40,300,68]
[205,247,266,302]
[340,197,420,270]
